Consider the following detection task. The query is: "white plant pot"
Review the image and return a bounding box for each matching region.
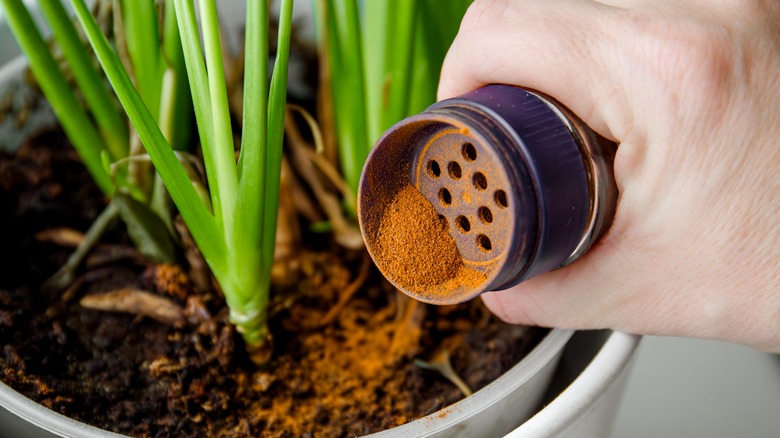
[0,321,640,438]
[512,331,641,438]
[0,6,641,436]
[0,329,571,438]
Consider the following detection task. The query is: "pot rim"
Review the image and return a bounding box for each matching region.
[0,328,572,438]
[508,331,642,437]
[369,328,574,437]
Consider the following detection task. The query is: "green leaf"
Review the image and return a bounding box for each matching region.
[407,0,471,115]
[69,0,226,278]
[384,0,416,126]
[159,0,193,150]
[2,0,113,194]
[114,193,176,263]
[172,0,232,234]
[121,0,163,120]
[310,221,333,233]
[321,0,473,202]
[260,0,294,286]
[232,0,268,299]
[197,0,238,244]
[38,0,128,160]
[322,0,368,201]
[362,0,391,142]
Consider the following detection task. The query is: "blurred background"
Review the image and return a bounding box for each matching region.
[610,337,780,437]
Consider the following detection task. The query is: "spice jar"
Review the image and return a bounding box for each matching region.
[358,84,618,305]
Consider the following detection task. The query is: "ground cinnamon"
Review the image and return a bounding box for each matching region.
[372,185,485,299]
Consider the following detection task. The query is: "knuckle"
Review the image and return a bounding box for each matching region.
[620,13,737,105]
[447,0,520,87]
[718,0,777,19]
[460,0,512,31]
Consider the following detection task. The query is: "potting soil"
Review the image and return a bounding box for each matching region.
[0,129,541,437]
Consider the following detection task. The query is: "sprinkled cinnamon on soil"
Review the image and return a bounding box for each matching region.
[372,185,485,297]
[0,130,541,437]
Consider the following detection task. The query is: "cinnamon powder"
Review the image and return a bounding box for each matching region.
[372,185,485,298]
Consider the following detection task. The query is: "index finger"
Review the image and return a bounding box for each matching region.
[438,0,627,140]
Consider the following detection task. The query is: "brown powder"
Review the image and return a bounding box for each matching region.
[371,185,486,298]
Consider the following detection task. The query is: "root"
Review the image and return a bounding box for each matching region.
[414,345,473,398]
[271,158,303,285]
[285,105,363,250]
[173,216,211,292]
[389,294,426,359]
[318,252,371,326]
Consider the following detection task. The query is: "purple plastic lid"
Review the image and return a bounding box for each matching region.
[429,85,590,289]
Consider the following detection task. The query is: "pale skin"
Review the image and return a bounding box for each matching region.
[438,0,780,352]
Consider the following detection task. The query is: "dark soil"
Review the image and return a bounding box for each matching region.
[0,130,542,437]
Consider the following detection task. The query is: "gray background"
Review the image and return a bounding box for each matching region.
[609,336,780,437]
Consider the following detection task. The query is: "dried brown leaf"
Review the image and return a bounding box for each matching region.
[34,228,85,247]
[80,288,184,327]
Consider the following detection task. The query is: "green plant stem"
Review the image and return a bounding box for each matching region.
[323,0,367,203]
[124,1,191,237]
[2,0,113,194]
[152,69,186,234]
[37,0,128,160]
[361,0,389,143]
[321,0,473,205]
[69,0,227,279]
[149,74,174,236]
[161,0,192,150]
[225,0,294,348]
[121,0,163,120]
[67,0,294,352]
[407,0,471,115]
[43,201,119,291]
[406,12,437,116]
[385,0,416,127]
[172,0,225,233]
[198,0,238,247]
[229,0,269,344]
[157,69,178,146]
[260,0,294,302]
[237,0,268,183]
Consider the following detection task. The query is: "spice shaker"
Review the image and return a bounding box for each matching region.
[358,85,618,305]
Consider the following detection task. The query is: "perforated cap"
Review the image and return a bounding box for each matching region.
[359,85,592,304]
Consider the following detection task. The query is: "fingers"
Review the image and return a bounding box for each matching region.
[479,226,665,336]
[480,233,636,331]
[451,0,780,351]
[438,0,629,140]
[479,209,768,347]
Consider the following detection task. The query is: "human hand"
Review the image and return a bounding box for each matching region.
[438,0,780,352]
